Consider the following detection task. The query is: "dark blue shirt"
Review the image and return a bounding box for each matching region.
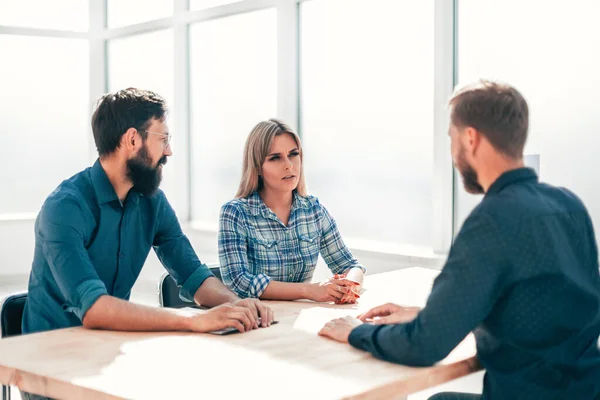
[349,168,600,399]
[23,160,214,334]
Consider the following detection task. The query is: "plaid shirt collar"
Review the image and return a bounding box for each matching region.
[247,191,312,219]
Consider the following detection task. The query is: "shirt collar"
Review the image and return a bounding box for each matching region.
[90,159,120,205]
[486,167,538,196]
[247,191,311,217]
[247,191,265,216]
[291,192,312,212]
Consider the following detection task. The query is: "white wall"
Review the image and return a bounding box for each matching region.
[0,220,37,281]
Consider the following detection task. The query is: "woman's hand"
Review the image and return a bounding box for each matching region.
[336,268,364,304]
[306,276,360,303]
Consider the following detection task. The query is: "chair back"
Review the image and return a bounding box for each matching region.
[158,266,222,308]
[0,292,27,338]
[1,292,27,400]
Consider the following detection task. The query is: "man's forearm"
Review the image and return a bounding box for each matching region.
[193,276,239,307]
[82,295,192,331]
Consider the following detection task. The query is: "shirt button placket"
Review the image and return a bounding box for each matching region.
[115,211,127,294]
[287,229,294,280]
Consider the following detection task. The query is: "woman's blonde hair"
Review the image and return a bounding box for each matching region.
[235,118,307,198]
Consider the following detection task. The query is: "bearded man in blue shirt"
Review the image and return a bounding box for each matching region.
[22,88,273,343]
[319,81,600,400]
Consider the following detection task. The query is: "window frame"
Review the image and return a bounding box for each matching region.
[0,0,458,257]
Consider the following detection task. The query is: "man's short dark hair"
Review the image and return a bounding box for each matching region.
[91,88,167,156]
[449,80,529,159]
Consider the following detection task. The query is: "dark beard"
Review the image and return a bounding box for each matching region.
[126,145,167,196]
[457,150,484,194]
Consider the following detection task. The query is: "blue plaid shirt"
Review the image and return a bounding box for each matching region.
[218,191,365,298]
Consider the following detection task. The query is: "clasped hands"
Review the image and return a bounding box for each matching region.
[308,272,362,304]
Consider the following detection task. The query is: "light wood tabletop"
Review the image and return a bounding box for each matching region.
[0,267,481,400]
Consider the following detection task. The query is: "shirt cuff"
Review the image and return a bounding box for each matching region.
[72,279,108,321]
[248,274,272,298]
[344,265,367,274]
[348,323,381,350]
[179,264,215,302]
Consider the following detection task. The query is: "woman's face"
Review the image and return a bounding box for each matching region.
[260,133,301,195]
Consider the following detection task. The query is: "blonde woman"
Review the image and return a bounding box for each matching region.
[218,119,365,303]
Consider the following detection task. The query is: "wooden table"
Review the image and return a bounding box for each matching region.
[0,267,480,400]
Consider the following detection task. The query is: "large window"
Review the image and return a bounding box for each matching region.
[301,0,435,248]
[0,35,89,215]
[107,29,179,211]
[190,8,277,229]
[107,0,173,28]
[0,0,88,31]
[0,0,487,257]
[456,0,600,237]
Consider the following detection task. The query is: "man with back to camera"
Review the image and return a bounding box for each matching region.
[319,80,600,400]
[20,88,274,400]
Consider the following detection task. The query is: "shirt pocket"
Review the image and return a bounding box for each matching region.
[247,236,280,275]
[298,232,320,267]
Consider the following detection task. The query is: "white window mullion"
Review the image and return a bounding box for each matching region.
[89,0,108,163]
[276,0,299,131]
[432,0,456,255]
[174,0,192,220]
[0,26,87,38]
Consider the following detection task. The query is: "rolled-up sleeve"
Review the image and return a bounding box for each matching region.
[218,203,271,298]
[319,203,366,275]
[38,197,108,321]
[153,193,214,302]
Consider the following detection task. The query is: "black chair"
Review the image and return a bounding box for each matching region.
[1,292,27,400]
[158,265,222,308]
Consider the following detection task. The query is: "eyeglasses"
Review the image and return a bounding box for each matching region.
[142,130,171,149]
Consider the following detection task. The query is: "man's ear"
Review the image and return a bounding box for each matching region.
[123,127,138,150]
[464,127,481,156]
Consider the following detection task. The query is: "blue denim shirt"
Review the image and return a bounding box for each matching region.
[22,159,214,334]
[218,191,365,298]
[349,168,600,400]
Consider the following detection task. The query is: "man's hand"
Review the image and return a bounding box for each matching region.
[232,298,275,328]
[186,303,257,333]
[357,303,421,324]
[318,316,363,343]
[306,277,360,303]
